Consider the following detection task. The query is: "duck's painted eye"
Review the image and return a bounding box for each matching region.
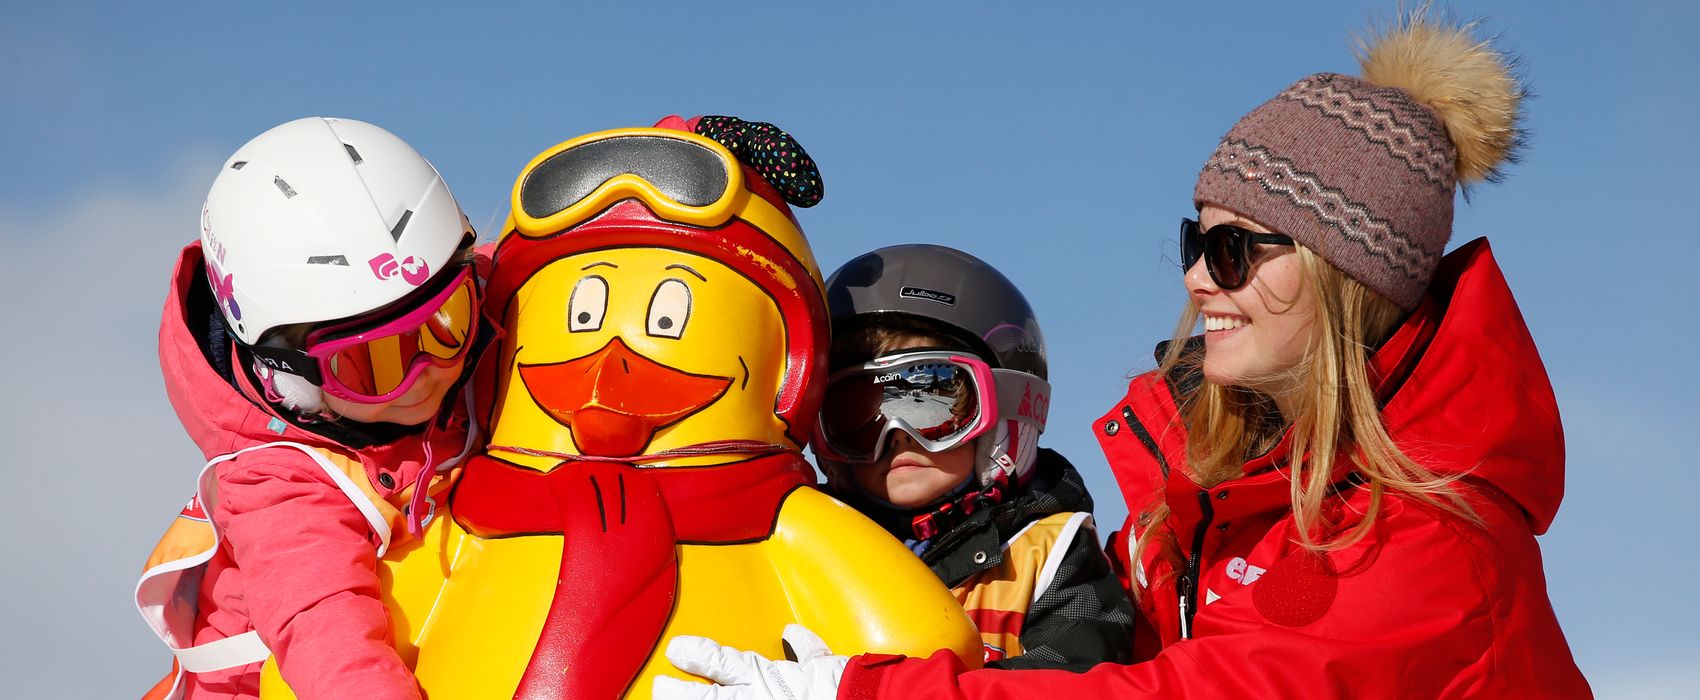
[568,276,608,332]
[647,278,692,339]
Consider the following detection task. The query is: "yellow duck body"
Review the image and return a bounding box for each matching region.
[260,123,980,699]
[265,486,976,699]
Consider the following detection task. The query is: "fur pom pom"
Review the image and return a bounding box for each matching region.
[1356,6,1525,184]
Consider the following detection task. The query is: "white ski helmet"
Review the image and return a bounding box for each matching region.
[201,117,472,346]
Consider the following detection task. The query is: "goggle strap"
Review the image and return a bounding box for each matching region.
[991,370,1051,431]
[245,345,323,385]
[405,431,439,538]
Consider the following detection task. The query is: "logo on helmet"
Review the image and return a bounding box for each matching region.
[200,204,227,264]
[205,257,241,322]
[899,286,956,306]
[984,324,1041,356]
[368,253,431,286]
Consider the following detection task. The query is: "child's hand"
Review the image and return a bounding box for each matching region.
[655,624,846,700]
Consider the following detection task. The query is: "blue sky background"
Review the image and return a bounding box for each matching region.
[2,2,1694,697]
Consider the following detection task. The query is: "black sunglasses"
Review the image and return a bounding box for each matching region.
[1180,218,1296,290]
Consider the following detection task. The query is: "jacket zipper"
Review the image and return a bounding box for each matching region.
[1122,406,1170,479]
[1177,489,1213,640]
[1116,404,1212,641]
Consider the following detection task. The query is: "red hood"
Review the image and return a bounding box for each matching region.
[1103,238,1564,535]
[474,116,828,445]
[159,242,467,471]
[1374,238,1565,533]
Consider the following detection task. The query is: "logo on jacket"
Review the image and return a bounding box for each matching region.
[369,253,430,286]
[1226,556,1266,585]
[178,495,209,522]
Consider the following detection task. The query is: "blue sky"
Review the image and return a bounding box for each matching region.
[3,2,1695,697]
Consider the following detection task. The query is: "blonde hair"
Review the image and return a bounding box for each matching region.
[1134,245,1477,588]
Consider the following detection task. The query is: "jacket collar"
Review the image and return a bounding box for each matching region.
[922,449,1092,586]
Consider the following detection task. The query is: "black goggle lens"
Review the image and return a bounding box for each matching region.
[519,136,730,220]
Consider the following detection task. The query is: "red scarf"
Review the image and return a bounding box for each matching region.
[451,452,815,699]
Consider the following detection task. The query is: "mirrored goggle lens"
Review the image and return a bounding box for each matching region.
[518,135,732,221]
[321,274,477,399]
[820,361,980,459]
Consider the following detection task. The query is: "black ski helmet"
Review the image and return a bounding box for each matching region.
[824,244,1051,488]
[825,244,1046,378]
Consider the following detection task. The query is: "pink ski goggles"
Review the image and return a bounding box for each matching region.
[813,350,999,464]
[293,266,479,403]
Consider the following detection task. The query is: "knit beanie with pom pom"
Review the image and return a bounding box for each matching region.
[1193,9,1524,310]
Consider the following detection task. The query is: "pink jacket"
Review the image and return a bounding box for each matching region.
[154,243,473,699]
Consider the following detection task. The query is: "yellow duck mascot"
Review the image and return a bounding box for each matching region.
[256,116,980,699]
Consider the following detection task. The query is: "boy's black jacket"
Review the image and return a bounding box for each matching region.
[921,448,1137,671]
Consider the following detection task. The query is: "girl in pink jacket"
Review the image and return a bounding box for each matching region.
[135,117,482,700]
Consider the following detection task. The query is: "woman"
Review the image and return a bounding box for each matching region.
[658,11,1592,699]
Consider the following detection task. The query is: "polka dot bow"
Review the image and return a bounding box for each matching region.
[694,116,824,208]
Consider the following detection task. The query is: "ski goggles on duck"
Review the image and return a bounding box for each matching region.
[248,265,479,403]
[1181,217,1296,290]
[813,351,1001,464]
[513,128,758,236]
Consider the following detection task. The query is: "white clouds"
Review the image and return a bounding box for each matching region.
[0,153,219,695]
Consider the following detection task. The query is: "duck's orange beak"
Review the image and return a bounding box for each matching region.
[517,337,732,457]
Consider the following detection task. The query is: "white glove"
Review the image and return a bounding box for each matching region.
[653,624,848,700]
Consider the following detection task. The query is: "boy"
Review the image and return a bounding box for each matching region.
[813,244,1134,670]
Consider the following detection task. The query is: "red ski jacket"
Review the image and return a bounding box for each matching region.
[839,239,1591,699]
